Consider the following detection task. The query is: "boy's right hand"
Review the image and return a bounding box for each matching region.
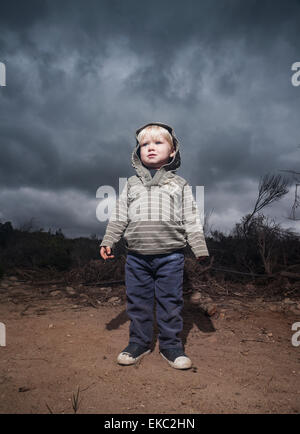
[100,246,115,260]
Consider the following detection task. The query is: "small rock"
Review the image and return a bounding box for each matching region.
[101,287,112,293]
[50,290,62,297]
[283,298,295,305]
[8,276,18,281]
[190,292,202,304]
[269,304,282,312]
[289,305,300,315]
[230,299,242,305]
[108,296,120,304]
[255,298,264,303]
[66,286,76,295]
[224,329,235,336]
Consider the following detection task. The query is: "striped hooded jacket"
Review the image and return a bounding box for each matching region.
[100,122,209,257]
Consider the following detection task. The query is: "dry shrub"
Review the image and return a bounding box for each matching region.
[65,256,126,285]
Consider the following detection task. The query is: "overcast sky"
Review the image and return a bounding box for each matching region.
[1,0,300,239]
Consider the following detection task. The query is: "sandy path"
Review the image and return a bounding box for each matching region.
[0,296,299,414]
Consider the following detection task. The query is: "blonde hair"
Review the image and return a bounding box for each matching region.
[137,125,174,151]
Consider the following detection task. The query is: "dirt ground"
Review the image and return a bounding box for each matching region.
[0,278,300,414]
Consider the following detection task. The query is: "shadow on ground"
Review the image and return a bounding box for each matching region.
[105,297,215,351]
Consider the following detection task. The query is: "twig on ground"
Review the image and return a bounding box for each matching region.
[45,402,53,414]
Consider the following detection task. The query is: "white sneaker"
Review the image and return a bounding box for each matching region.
[117,343,151,365]
[160,348,192,370]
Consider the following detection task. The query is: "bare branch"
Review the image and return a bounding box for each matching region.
[289,183,300,221]
[243,173,289,232]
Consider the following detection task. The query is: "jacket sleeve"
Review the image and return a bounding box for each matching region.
[99,181,129,250]
[182,183,209,257]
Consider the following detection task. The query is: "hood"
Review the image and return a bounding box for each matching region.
[131,121,181,186]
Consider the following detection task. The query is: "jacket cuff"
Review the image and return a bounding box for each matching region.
[99,240,114,248]
[191,246,209,258]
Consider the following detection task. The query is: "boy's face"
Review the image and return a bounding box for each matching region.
[139,132,175,169]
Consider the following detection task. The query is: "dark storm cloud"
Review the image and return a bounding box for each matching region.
[0,1,48,31]
[1,0,300,236]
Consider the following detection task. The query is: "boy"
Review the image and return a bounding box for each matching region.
[100,122,209,369]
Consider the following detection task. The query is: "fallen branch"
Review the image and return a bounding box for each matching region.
[279,271,300,280]
[240,339,272,344]
[13,268,39,279]
[285,263,300,270]
[211,267,267,277]
[27,280,66,286]
[82,280,125,286]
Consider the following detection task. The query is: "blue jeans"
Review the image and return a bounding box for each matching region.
[125,249,185,350]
